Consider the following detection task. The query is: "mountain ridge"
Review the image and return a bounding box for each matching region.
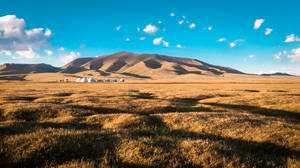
[261,72,294,76]
[61,52,244,77]
[0,52,244,79]
[0,63,60,75]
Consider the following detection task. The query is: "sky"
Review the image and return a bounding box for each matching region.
[0,0,300,75]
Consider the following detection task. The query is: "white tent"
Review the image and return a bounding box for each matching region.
[112,78,117,82]
[76,78,81,82]
[120,78,125,82]
[80,78,88,82]
[88,78,96,83]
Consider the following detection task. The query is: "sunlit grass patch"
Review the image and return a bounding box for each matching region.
[0,82,299,167]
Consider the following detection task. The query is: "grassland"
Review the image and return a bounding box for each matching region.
[0,81,299,167]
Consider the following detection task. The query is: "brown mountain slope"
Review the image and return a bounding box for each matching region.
[0,52,244,80]
[0,63,60,75]
[62,52,243,78]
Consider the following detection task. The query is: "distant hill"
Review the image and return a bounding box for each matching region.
[0,52,245,80]
[61,52,243,78]
[0,63,60,75]
[261,72,294,76]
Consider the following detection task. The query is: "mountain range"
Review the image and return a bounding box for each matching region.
[0,52,295,81]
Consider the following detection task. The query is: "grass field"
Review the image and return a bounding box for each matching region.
[0,81,299,167]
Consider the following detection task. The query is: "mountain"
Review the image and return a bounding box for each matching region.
[0,52,245,80]
[261,72,294,76]
[61,52,243,78]
[0,63,60,75]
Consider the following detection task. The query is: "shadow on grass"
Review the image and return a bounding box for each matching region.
[51,92,73,97]
[126,114,299,167]
[142,106,213,115]
[5,96,38,102]
[0,131,120,168]
[128,89,139,93]
[129,92,157,99]
[68,102,214,116]
[0,121,156,168]
[203,102,300,122]
[283,94,300,97]
[68,94,227,116]
[0,75,25,81]
[170,95,216,107]
[1,108,298,167]
[171,129,300,167]
[68,105,128,116]
[244,89,260,93]
[0,121,100,136]
[270,90,288,93]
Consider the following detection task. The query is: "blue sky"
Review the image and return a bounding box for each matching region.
[1,0,300,74]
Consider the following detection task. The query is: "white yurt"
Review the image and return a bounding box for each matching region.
[112,78,117,82]
[120,78,125,82]
[80,78,88,83]
[88,78,96,83]
[76,78,81,82]
[97,78,103,82]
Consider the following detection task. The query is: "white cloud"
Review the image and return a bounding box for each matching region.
[230,39,244,48]
[153,37,163,45]
[189,23,196,29]
[25,28,43,37]
[230,42,236,47]
[264,28,272,35]
[137,27,140,32]
[116,26,121,31]
[0,15,25,38]
[0,50,12,56]
[158,20,162,24]
[125,37,130,42]
[284,34,300,43]
[140,36,146,40]
[0,15,51,56]
[16,48,39,59]
[60,51,80,64]
[273,52,282,60]
[287,47,300,62]
[143,24,158,34]
[57,47,65,51]
[170,13,175,17]
[283,50,287,55]
[182,16,186,19]
[248,54,255,59]
[45,49,53,56]
[163,40,169,47]
[44,28,51,37]
[153,37,168,47]
[254,19,264,29]
[177,44,182,48]
[218,38,226,42]
[178,20,184,24]
[208,26,212,31]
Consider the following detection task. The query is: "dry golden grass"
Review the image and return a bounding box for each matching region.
[0,81,300,167]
